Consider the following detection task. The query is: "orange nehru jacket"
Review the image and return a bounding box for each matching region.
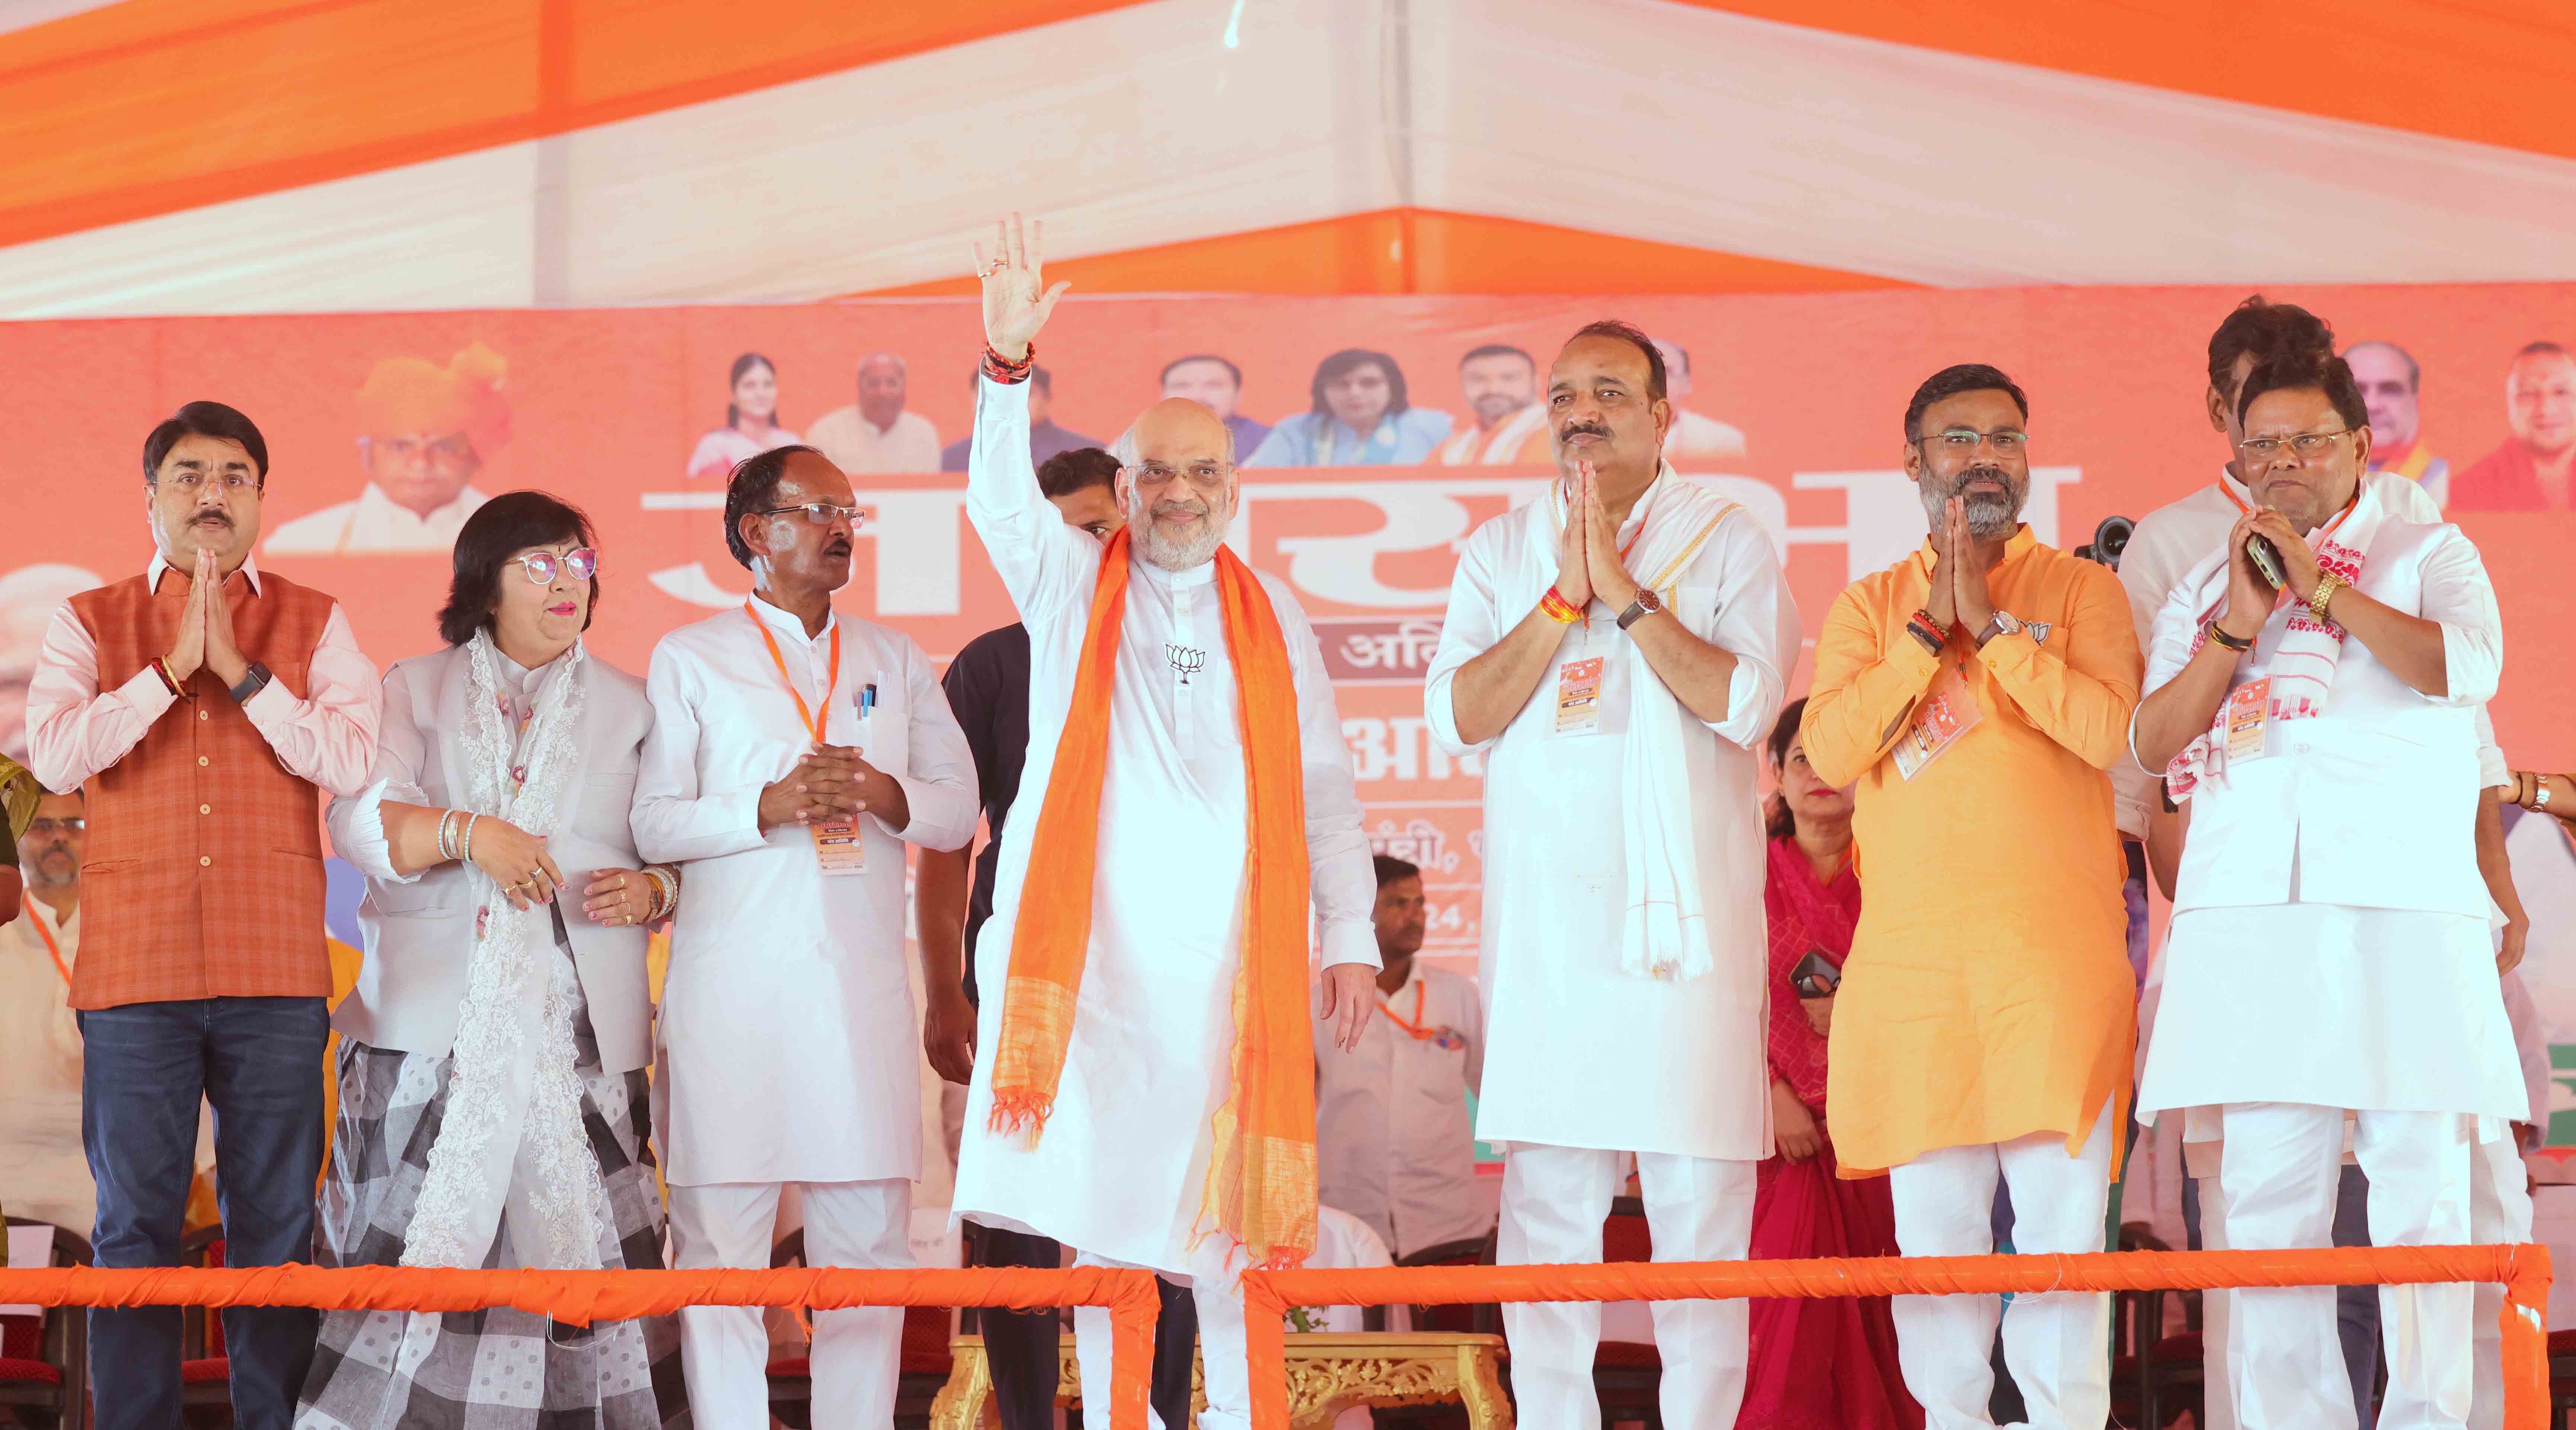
[1801,528,2143,1177]
[65,571,337,1010]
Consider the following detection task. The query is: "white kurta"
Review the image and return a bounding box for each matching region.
[0,898,213,1229]
[633,598,977,1186]
[952,375,1378,1275]
[1311,962,1488,1258]
[262,482,489,556]
[2135,515,2524,1125]
[1424,483,1795,1161]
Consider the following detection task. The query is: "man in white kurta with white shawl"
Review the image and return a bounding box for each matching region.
[2133,351,2524,1430]
[1425,320,1798,1430]
[633,444,979,1430]
[950,216,1381,1430]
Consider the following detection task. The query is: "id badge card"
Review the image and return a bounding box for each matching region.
[1892,665,1983,781]
[810,817,865,876]
[2224,677,2271,764]
[1554,657,1605,736]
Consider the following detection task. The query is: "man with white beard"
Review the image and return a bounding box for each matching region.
[951,214,1380,1430]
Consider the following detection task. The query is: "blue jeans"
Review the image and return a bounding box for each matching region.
[81,996,329,1430]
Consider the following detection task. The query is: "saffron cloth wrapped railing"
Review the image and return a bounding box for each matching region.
[1242,1244,2557,1430]
[0,1264,1163,1428]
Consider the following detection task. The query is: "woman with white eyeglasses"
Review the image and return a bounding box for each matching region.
[301,491,683,1430]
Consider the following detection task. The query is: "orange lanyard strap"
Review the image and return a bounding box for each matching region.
[746,600,840,743]
[1375,982,1440,1041]
[31,913,68,988]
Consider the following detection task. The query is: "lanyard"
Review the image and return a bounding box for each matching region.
[746,600,840,744]
[1375,981,1441,1041]
[30,912,69,988]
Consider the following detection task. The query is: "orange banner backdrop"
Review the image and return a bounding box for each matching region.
[4,283,2572,963]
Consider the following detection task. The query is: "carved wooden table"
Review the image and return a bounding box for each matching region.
[928,1331,1513,1430]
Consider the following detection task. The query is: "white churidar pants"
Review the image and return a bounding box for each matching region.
[2468,1132,2532,1430]
[668,1179,915,1430]
[2193,1152,2241,1430]
[1071,1238,1249,1430]
[2221,1103,2473,1430]
[1886,1103,2116,1430]
[1495,1143,1757,1430]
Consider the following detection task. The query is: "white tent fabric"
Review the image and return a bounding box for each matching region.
[7,0,2576,316]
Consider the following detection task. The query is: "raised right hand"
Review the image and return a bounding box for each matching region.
[1552,465,1593,611]
[2218,510,2275,644]
[758,744,870,828]
[1921,499,1957,631]
[975,213,1069,363]
[466,818,565,910]
[164,548,211,682]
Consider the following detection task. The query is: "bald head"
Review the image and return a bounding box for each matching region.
[857,352,908,429]
[1116,398,1238,571]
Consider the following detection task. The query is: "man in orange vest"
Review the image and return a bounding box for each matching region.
[27,401,382,1430]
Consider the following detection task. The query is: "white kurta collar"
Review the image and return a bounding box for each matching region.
[22,895,75,950]
[2217,463,2252,509]
[1133,553,1220,591]
[746,590,839,644]
[146,551,264,596]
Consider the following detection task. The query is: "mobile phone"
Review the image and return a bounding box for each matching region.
[1790,951,1841,999]
[2245,534,2288,590]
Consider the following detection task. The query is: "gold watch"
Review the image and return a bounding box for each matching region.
[2305,572,2346,622]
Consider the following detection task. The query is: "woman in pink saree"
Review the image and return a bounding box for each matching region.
[1741,698,1920,1430]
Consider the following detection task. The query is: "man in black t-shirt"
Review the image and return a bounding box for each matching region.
[919,446,1199,1430]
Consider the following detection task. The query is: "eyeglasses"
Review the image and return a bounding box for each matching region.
[1920,427,2028,454]
[160,470,259,493]
[25,818,84,835]
[1128,461,1230,491]
[2235,429,2353,464]
[759,502,866,526]
[509,548,598,584]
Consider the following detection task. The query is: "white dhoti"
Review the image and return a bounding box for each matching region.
[1495,1144,1756,1430]
[667,1179,915,1430]
[1885,1103,2116,1429]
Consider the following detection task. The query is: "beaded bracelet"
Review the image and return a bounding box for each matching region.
[435,809,456,862]
[461,813,481,864]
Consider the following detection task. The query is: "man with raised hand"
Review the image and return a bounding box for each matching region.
[951,214,1379,1430]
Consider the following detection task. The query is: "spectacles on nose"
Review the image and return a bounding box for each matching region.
[509,548,598,584]
[1921,427,2028,455]
[371,433,478,468]
[759,502,865,526]
[2234,430,2353,464]
[25,818,84,835]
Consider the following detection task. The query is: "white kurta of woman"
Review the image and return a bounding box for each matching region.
[951,375,1377,1428]
[1423,468,1797,1430]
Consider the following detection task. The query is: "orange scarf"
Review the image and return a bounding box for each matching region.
[988,528,1320,1269]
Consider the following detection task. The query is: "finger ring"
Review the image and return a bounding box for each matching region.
[978,261,1001,278]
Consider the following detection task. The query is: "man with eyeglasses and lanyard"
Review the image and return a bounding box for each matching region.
[1802,364,2142,1427]
[2133,349,2523,1430]
[633,444,979,1430]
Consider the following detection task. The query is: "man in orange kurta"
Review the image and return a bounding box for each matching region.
[1802,365,2141,1429]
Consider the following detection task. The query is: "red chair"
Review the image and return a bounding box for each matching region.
[1397,1231,1499,1336]
[762,1230,953,1430]
[176,1228,230,1430]
[0,1217,92,1430]
[2546,1326,2576,1427]
[1595,1196,1660,1430]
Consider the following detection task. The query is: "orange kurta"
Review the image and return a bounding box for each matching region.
[1803,527,2141,1177]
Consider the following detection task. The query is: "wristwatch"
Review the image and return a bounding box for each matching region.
[228,662,272,705]
[1615,589,1664,631]
[1975,610,2024,647]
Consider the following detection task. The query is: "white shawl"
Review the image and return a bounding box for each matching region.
[2163,482,2388,801]
[1532,464,1746,981]
[400,632,609,1272]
